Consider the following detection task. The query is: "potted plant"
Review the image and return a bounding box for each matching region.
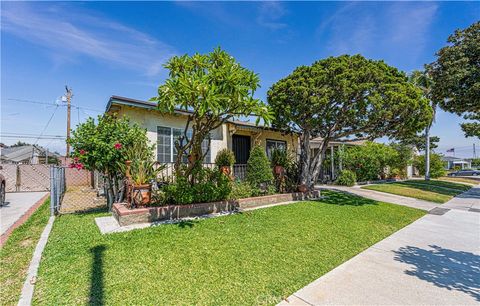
[215,148,236,175]
[271,148,287,175]
[119,143,164,208]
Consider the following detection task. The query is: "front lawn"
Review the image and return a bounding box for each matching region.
[0,198,50,306]
[362,179,471,203]
[438,176,480,186]
[32,191,423,305]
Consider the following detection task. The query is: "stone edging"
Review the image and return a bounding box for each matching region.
[113,191,320,226]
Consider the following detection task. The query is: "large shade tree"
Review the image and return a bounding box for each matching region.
[428,21,480,139]
[268,55,432,188]
[151,48,271,181]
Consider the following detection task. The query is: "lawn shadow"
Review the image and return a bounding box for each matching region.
[455,188,480,200]
[395,181,462,196]
[176,219,198,228]
[89,245,106,305]
[319,190,378,206]
[394,244,480,301]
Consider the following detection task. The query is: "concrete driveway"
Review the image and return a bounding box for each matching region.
[281,185,480,305]
[1,192,48,236]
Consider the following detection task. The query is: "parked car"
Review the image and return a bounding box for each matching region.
[447,169,480,177]
[0,166,5,206]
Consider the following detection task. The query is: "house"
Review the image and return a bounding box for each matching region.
[105,96,299,179]
[441,156,472,170]
[1,145,42,164]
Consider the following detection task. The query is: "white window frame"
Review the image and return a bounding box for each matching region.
[157,126,210,163]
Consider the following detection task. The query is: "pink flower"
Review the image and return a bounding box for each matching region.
[73,157,79,162]
[79,149,86,155]
[75,163,84,170]
[114,143,122,150]
[69,163,75,168]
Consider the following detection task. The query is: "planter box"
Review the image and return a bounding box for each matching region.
[112,190,321,226]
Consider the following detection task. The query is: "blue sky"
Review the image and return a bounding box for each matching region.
[1,1,479,157]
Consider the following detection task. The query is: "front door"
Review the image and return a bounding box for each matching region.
[232,135,251,164]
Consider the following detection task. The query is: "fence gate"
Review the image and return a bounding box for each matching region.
[50,166,66,215]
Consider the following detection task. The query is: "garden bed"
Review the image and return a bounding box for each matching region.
[113,191,320,226]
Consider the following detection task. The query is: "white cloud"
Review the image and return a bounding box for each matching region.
[1,2,176,76]
[317,2,438,63]
[256,2,288,30]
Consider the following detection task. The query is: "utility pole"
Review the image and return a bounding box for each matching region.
[65,86,73,157]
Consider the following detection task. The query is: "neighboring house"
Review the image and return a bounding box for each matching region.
[0,145,60,165]
[442,156,472,170]
[105,96,299,179]
[0,145,42,164]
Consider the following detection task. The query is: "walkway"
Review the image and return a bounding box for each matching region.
[280,186,480,305]
[317,184,439,211]
[0,192,48,235]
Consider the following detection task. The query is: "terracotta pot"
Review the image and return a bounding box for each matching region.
[274,165,284,175]
[132,183,151,207]
[220,166,231,175]
[298,184,308,193]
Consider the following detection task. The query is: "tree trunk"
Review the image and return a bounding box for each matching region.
[299,130,311,186]
[310,140,330,188]
[425,125,431,181]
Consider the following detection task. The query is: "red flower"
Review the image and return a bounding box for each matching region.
[75,163,84,170]
[114,143,122,150]
[79,149,86,155]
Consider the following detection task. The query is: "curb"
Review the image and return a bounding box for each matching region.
[18,216,55,306]
[0,193,49,247]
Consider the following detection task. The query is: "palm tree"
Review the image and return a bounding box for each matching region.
[409,70,436,180]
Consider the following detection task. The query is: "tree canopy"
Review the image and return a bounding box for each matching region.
[428,21,480,115]
[151,48,271,180]
[268,54,432,187]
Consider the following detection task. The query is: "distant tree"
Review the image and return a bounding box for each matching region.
[414,153,446,178]
[428,21,480,138]
[408,69,436,180]
[268,55,432,188]
[11,141,29,147]
[471,158,480,168]
[151,48,271,182]
[399,134,440,151]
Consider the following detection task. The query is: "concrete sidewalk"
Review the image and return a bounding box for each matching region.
[280,186,480,305]
[0,192,48,235]
[317,184,440,211]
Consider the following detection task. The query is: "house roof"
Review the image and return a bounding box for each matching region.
[441,156,470,162]
[0,145,39,163]
[106,95,297,134]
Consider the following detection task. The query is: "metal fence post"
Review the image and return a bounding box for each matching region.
[49,166,55,216]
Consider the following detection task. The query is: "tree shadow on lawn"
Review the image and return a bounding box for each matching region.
[320,190,378,206]
[89,245,106,306]
[395,181,464,196]
[394,245,480,302]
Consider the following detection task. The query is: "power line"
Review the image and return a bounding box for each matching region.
[34,105,59,145]
[6,98,103,113]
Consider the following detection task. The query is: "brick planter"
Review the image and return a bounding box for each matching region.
[112,190,321,226]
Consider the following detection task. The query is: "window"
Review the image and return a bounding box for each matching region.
[266,139,287,159]
[157,126,211,163]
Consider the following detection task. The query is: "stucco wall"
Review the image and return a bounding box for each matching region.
[110,105,298,162]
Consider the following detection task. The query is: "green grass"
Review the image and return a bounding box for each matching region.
[0,198,50,306]
[438,176,480,186]
[362,179,471,203]
[32,191,424,305]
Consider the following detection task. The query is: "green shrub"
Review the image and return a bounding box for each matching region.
[215,148,236,167]
[270,148,288,167]
[335,170,357,186]
[414,153,446,178]
[341,141,398,181]
[229,181,254,199]
[163,167,232,204]
[246,146,274,189]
